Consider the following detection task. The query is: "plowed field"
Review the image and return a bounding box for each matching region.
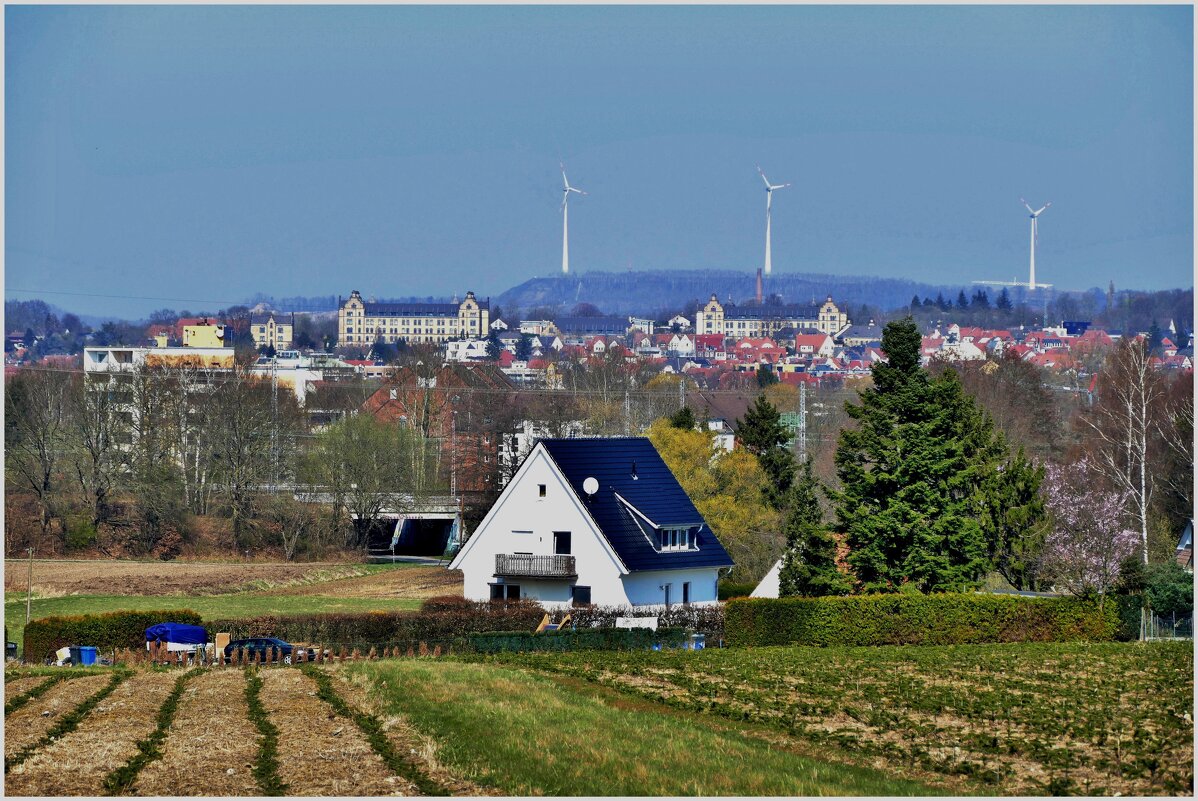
[134,670,261,796]
[3,674,113,762]
[257,668,414,796]
[6,671,177,796]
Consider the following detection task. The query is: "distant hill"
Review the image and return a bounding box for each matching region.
[494,270,955,318]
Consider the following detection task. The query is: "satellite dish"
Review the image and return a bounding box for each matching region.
[583,477,599,496]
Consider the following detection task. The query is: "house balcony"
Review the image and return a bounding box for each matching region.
[495,553,577,579]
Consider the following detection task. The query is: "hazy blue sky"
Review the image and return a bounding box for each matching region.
[5,4,1193,319]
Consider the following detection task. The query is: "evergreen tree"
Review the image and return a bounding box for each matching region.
[996,288,1013,311]
[736,394,794,508]
[1146,320,1163,356]
[756,364,779,387]
[778,459,851,597]
[983,447,1048,591]
[910,294,922,311]
[957,290,970,310]
[515,333,534,361]
[668,405,696,430]
[935,292,950,312]
[485,330,502,361]
[972,289,991,310]
[922,297,935,308]
[830,316,1011,592]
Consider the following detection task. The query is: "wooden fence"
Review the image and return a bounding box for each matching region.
[115,641,447,667]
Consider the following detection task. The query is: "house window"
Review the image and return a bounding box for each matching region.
[538,484,547,498]
[489,583,520,601]
[553,531,571,555]
[663,583,672,607]
[683,582,691,605]
[572,585,592,607]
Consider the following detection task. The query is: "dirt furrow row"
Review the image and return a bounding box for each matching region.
[4,676,49,704]
[257,668,409,796]
[3,674,113,762]
[6,671,177,796]
[133,670,261,796]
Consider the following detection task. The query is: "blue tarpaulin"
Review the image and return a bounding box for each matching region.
[145,623,208,644]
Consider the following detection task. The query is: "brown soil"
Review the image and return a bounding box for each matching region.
[6,670,177,796]
[3,559,368,597]
[3,674,113,761]
[257,668,413,796]
[327,667,499,796]
[134,670,260,796]
[4,675,48,703]
[268,567,463,600]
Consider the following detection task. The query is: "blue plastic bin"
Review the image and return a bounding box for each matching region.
[77,646,98,666]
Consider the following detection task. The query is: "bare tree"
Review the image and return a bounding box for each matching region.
[1084,339,1165,567]
[1083,339,1168,638]
[5,369,73,538]
[68,373,128,530]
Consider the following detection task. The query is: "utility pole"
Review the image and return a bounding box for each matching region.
[798,380,808,464]
[270,354,280,493]
[678,372,685,410]
[26,547,34,625]
[450,410,457,501]
[623,388,631,436]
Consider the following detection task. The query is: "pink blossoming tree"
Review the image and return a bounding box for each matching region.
[1040,458,1138,605]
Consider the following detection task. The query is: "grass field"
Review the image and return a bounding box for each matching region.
[348,659,939,796]
[476,641,1195,796]
[4,559,461,655]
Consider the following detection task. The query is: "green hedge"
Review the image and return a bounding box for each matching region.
[1114,594,1143,641]
[466,627,690,653]
[204,597,547,647]
[724,593,1119,647]
[23,609,203,661]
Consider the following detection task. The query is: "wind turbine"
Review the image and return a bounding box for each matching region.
[758,166,791,277]
[973,197,1055,291]
[560,163,586,276]
[1021,197,1051,289]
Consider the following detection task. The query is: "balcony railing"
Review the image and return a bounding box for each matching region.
[495,553,577,579]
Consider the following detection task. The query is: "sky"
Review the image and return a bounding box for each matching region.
[5,4,1193,319]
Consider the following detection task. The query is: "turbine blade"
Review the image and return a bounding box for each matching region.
[758,167,772,188]
[1023,201,1035,214]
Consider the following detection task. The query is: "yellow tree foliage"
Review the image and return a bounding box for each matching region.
[646,419,782,582]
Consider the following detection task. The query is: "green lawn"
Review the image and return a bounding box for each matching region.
[482,641,1195,796]
[4,593,422,655]
[349,659,940,796]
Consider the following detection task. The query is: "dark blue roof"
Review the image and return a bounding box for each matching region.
[539,437,733,572]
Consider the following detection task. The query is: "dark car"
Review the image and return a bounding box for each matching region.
[224,637,316,664]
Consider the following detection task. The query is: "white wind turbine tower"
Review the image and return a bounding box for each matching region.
[758,166,791,277]
[560,163,587,276]
[973,197,1054,291]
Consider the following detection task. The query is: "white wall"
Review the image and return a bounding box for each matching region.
[451,447,629,607]
[622,567,722,607]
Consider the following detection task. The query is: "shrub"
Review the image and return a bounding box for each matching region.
[205,599,547,647]
[23,609,202,661]
[724,593,1119,647]
[466,627,689,653]
[718,582,757,601]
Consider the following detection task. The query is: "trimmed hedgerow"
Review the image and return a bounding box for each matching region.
[204,597,546,646]
[465,627,690,654]
[724,593,1119,647]
[23,610,203,663]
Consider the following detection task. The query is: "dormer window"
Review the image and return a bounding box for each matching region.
[659,527,694,552]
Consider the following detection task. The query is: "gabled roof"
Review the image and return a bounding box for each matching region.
[539,437,733,572]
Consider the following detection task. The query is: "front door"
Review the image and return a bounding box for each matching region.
[553,531,571,555]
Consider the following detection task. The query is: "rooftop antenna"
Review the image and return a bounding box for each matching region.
[757,166,791,278]
[561,162,587,276]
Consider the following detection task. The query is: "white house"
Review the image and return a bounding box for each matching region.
[449,437,734,608]
[750,559,782,598]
